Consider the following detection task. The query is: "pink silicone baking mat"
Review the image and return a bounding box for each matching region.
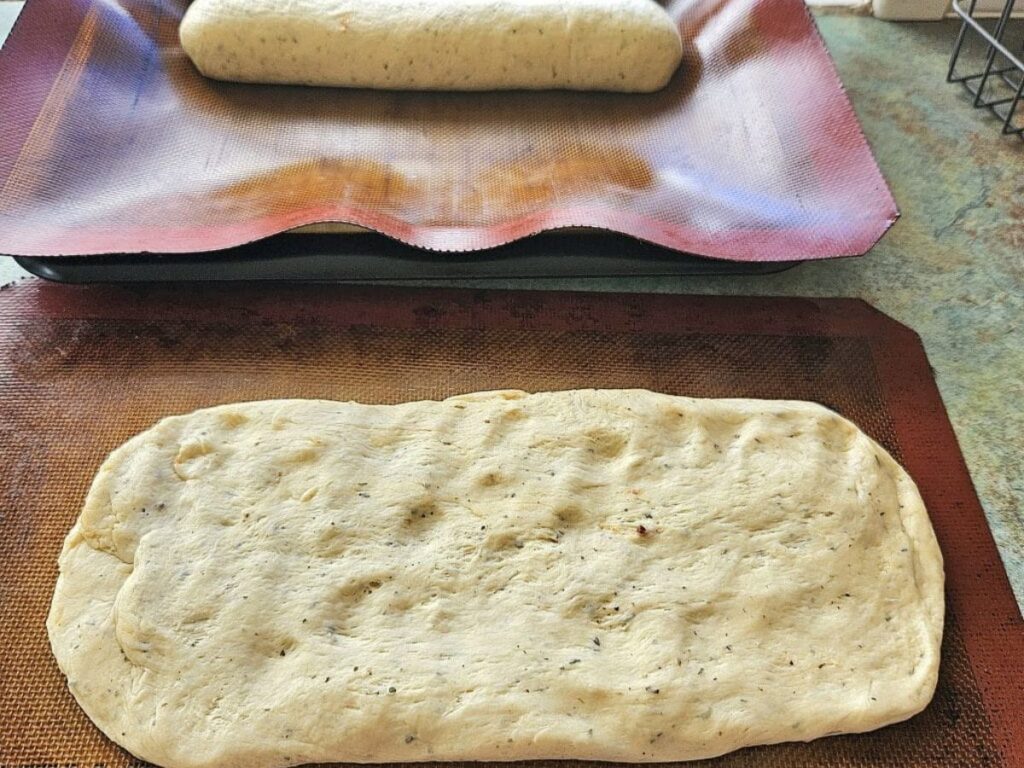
[0,0,897,258]
[0,286,1021,767]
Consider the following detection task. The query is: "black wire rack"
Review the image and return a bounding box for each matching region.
[948,0,1023,137]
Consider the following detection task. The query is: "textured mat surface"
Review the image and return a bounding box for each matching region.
[0,284,1020,766]
[0,0,895,257]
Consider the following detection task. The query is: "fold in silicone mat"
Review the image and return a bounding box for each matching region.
[0,0,897,258]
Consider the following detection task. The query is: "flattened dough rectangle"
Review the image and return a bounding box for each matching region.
[48,390,944,768]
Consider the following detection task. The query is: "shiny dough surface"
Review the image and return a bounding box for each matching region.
[48,390,943,768]
[179,0,683,92]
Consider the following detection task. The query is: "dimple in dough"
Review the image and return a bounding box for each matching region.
[48,390,943,768]
[179,0,684,92]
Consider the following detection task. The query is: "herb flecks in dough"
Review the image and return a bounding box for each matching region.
[49,390,942,768]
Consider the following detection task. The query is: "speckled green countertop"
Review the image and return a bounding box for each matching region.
[1,14,1021,607]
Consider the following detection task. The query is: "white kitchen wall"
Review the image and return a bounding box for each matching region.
[0,1,22,40]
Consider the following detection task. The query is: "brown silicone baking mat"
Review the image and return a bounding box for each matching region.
[0,283,1020,767]
[0,0,897,259]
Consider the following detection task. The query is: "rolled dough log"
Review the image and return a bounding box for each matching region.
[48,390,943,768]
[179,0,684,92]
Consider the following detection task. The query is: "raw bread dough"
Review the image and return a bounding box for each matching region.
[48,390,943,768]
[179,0,683,92]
